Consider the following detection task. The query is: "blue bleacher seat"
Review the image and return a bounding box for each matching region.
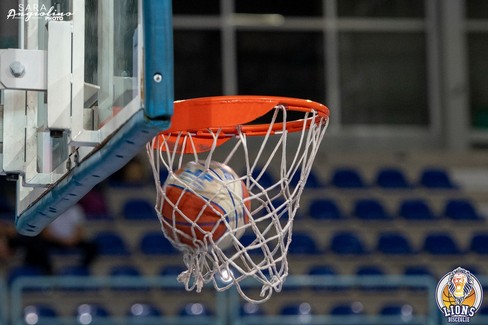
[356,266,389,291]
[305,170,323,188]
[23,304,59,325]
[288,232,321,255]
[375,167,410,189]
[93,231,130,256]
[57,265,92,292]
[380,303,414,321]
[330,302,364,316]
[251,168,275,188]
[240,302,265,316]
[307,265,342,291]
[280,302,313,316]
[75,303,112,324]
[308,198,344,220]
[403,266,435,291]
[158,265,186,291]
[423,233,462,255]
[377,232,414,255]
[419,168,457,189]
[109,265,148,292]
[353,198,391,220]
[404,265,434,278]
[110,264,141,277]
[7,265,44,286]
[7,265,45,292]
[122,198,158,220]
[291,169,323,188]
[444,198,482,220]
[470,233,488,254]
[308,265,337,276]
[330,232,368,255]
[139,232,179,255]
[331,168,366,188]
[128,302,162,324]
[159,169,169,184]
[159,265,186,276]
[398,199,436,220]
[58,265,90,276]
[356,265,384,276]
[179,303,212,317]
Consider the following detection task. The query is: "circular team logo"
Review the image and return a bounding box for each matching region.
[436,267,483,323]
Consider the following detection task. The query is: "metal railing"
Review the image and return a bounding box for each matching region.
[3,274,479,325]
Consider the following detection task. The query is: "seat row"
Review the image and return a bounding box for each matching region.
[20,300,426,318]
[288,231,488,255]
[254,166,458,189]
[129,165,459,190]
[87,229,488,257]
[305,197,484,221]
[109,195,485,222]
[21,301,213,323]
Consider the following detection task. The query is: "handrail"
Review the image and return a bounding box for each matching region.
[6,275,480,325]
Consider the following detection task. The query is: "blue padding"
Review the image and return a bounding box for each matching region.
[143,0,174,120]
[16,111,170,235]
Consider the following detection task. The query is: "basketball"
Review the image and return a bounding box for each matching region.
[161,160,250,250]
[443,287,456,307]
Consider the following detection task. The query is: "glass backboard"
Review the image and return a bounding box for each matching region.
[0,0,173,234]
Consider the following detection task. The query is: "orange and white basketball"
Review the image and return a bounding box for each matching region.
[161,160,250,250]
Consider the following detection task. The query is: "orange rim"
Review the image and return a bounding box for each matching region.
[154,96,329,153]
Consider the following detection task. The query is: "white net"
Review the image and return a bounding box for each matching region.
[146,103,329,303]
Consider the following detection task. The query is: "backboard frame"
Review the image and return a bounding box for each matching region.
[0,0,174,235]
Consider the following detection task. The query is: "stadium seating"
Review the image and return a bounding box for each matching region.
[178,302,213,317]
[379,303,415,322]
[250,168,276,188]
[122,198,158,220]
[419,168,457,189]
[280,302,313,316]
[356,265,385,276]
[93,231,130,256]
[375,167,411,189]
[470,233,488,254]
[307,264,337,276]
[109,264,142,277]
[330,168,367,188]
[74,303,112,325]
[308,198,345,220]
[353,198,392,220]
[422,233,462,255]
[330,232,368,255]
[139,231,179,255]
[329,302,364,316]
[23,304,59,325]
[443,198,482,220]
[376,232,415,255]
[7,265,44,286]
[398,199,437,220]
[291,169,323,188]
[240,302,266,316]
[127,302,162,324]
[288,232,321,255]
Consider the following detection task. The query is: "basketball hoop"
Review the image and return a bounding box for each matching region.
[146,96,329,303]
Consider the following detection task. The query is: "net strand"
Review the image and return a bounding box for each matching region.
[147,104,328,303]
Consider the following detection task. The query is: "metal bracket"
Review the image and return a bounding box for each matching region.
[0,49,47,91]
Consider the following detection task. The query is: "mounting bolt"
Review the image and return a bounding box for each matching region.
[9,61,25,78]
[153,73,162,83]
